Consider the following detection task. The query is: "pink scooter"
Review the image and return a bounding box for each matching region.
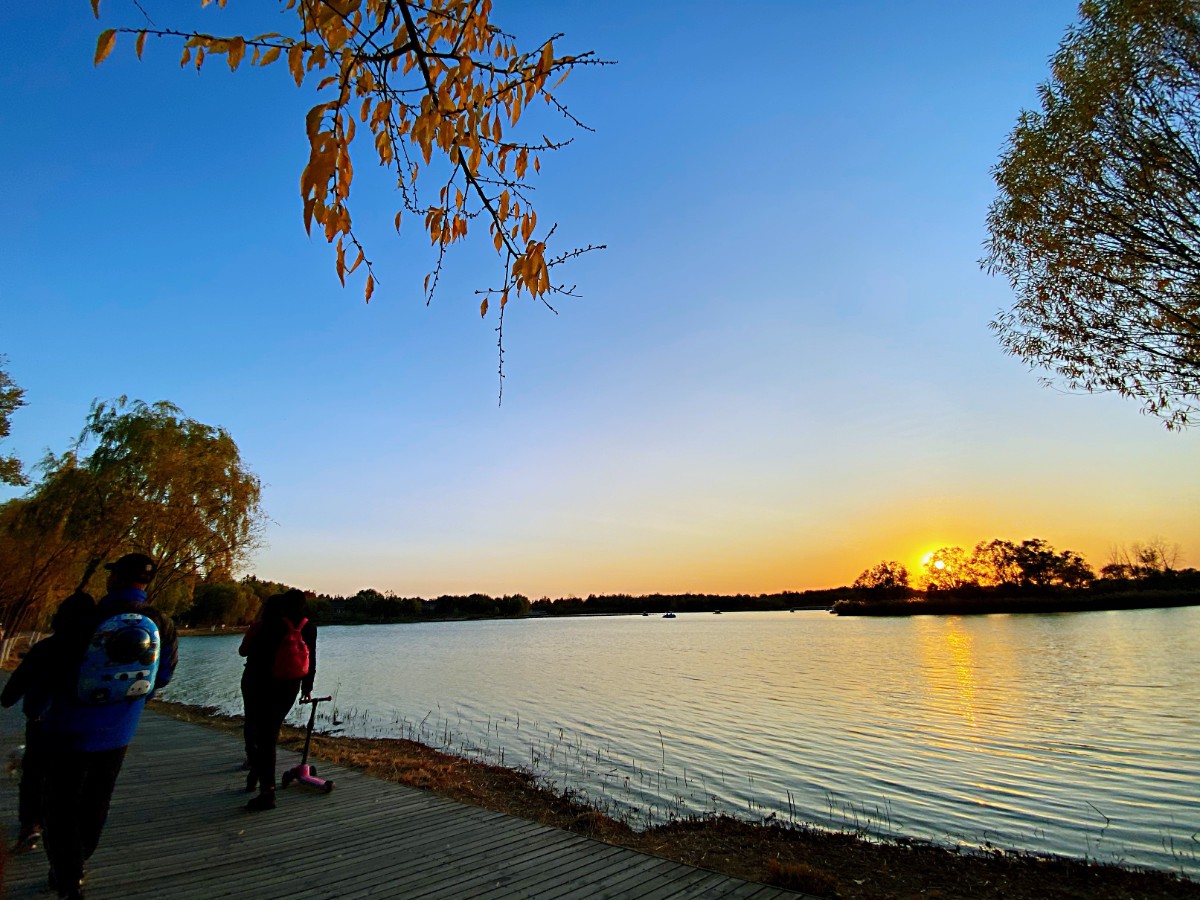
[281,695,335,793]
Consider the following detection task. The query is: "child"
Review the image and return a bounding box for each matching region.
[0,592,96,852]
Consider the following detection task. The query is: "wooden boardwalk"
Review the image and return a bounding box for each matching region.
[0,709,813,899]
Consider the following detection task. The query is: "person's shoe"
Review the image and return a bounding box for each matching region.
[48,867,84,898]
[245,771,257,793]
[246,790,276,812]
[14,823,41,852]
[241,757,253,770]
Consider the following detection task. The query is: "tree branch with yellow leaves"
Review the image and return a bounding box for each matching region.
[92,0,611,394]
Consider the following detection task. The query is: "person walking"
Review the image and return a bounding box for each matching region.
[238,588,316,812]
[238,593,283,773]
[40,553,179,900]
[0,591,96,853]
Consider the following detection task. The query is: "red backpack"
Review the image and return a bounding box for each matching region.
[272,617,310,679]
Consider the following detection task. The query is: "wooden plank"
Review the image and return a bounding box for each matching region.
[541,854,694,900]
[632,867,739,900]
[215,812,552,900]
[421,840,614,900]
[337,826,584,899]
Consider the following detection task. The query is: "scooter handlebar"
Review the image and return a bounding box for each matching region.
[300,695,333,704]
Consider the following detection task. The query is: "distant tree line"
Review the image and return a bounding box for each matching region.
[178,579,534,629]
[529,592,841,617]
[838,537,1199,616]
[177,584,850,628]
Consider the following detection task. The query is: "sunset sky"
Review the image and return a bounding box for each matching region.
[2,1,1197,598]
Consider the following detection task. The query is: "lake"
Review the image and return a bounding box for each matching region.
[164,607,1199,875]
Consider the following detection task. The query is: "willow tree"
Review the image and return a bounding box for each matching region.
[93,0,609,392]
[0,399,265,632]
[985,0,1200,428]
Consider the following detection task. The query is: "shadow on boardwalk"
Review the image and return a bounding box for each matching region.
[0,711,809,899]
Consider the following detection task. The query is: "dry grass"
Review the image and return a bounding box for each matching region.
[149,700,1200,900]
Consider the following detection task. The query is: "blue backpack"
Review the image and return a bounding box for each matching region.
[77,612,161,705]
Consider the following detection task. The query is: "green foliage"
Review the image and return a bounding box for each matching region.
[0,357,27,487]
[985,0,1200,427]
[187,579,258,627]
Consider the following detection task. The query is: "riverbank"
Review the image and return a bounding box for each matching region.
[149,699,1199,900]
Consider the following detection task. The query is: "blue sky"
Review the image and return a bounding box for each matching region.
[2,1,1197,597]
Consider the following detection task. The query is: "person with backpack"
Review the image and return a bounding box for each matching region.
[0,591,96,854]
[40,553,178,900]
[238,588,316,812]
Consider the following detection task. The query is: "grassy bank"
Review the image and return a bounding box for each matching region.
[149,699,1199,900]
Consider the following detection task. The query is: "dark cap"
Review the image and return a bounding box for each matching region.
[104,553,157,583]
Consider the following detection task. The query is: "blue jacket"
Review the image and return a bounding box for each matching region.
[42,588,180,753]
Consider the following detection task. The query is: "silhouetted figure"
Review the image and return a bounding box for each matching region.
[238,593,283,771]
[239,589,316,811]
[1,591,96,853]
[40,554,178,900]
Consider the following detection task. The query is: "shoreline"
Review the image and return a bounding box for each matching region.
[173,593,1200,636]
[148,699,1199,900]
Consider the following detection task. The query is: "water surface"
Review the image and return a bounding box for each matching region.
[166,607,1200,874]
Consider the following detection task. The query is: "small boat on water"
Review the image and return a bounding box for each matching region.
[713,610,722,615]
[641,611,649,617]
[662,612,677,619]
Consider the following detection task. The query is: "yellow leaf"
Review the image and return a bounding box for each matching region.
[228,37,245,71]
[135,31,147,60]
[94,29,117,66]
[365,274,375,303]
[480,298,489,317]
[288,44,304,86]
[260,46,281,66]
[306,103,327,141]
[91,0,101,18]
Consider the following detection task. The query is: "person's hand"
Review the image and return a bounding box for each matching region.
[301,694,312,703]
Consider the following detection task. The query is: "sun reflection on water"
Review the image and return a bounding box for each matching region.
[916,617,980,730]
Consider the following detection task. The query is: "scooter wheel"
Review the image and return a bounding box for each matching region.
[324,781,334,793]
[281,772,294,788]
[308,767,317,777]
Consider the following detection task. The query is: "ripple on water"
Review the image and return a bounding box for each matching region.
[167,609,1200,874]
